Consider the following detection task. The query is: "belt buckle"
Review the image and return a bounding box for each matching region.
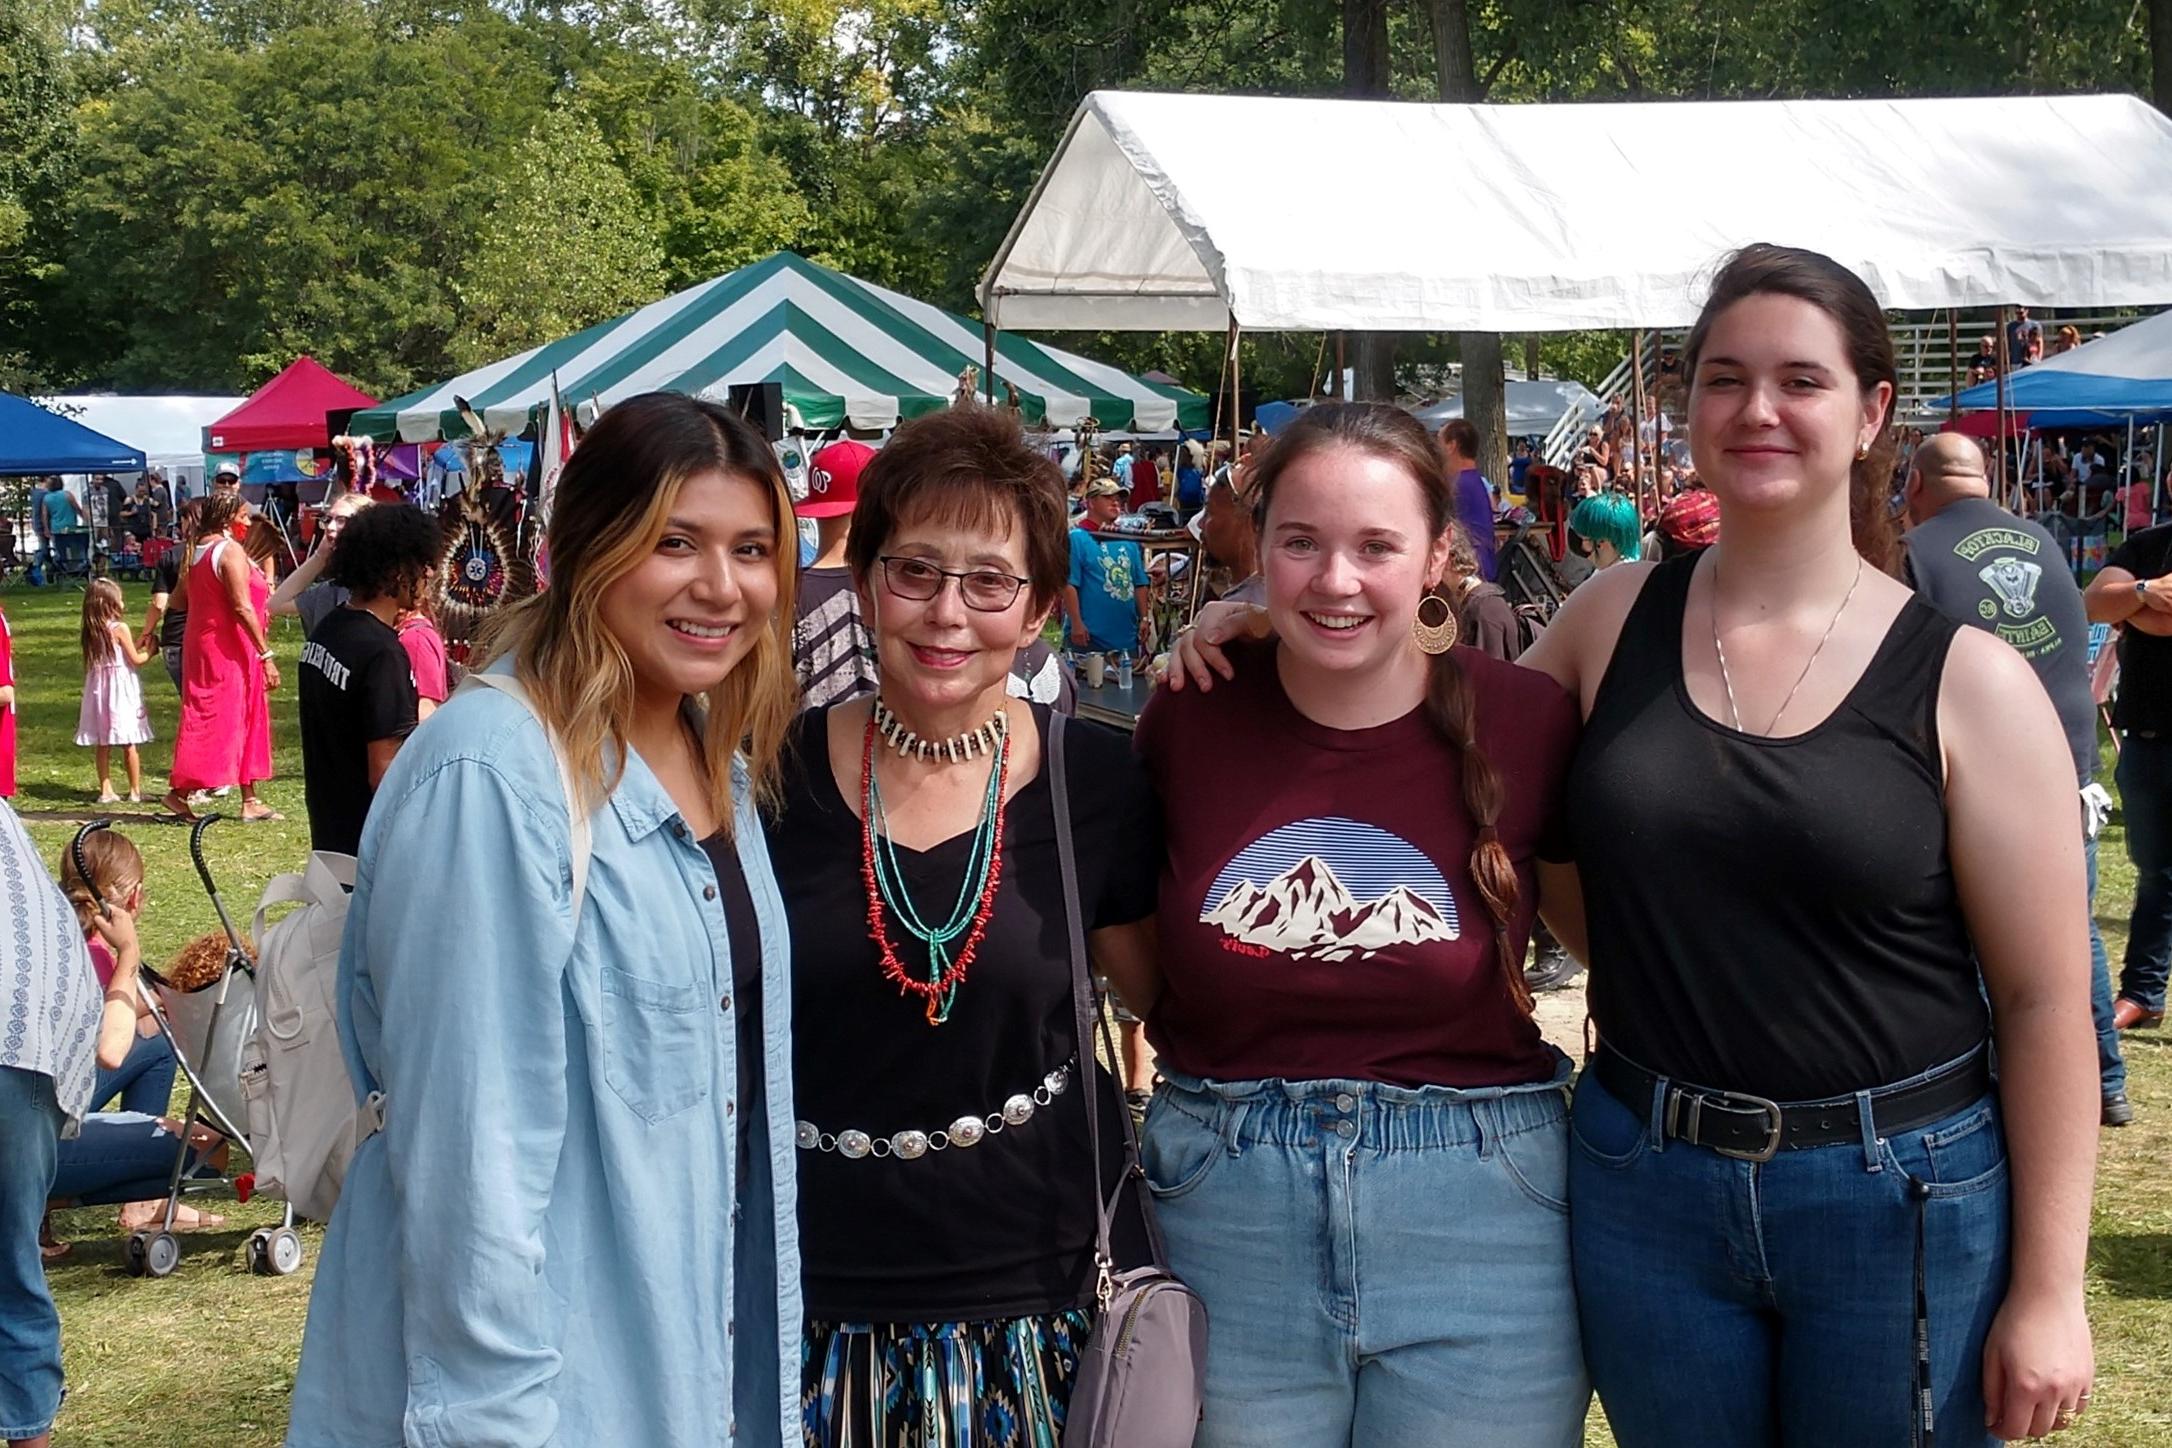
[1702,1094,1789,1163]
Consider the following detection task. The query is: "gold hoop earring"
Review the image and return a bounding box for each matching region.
[1412,592,1459,655]
[1856,440,1871,460]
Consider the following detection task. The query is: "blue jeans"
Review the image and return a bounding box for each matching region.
[2086,835,2128,1095]
[2115,733,2172,1012]
[92,1029,175,1117]
[49,1112,199,1207]
[1570,1065,2010,1448]
[1143,1064,1588,1448]
[0,1066,67,1439]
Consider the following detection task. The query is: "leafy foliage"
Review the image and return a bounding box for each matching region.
[0,0,2160,401]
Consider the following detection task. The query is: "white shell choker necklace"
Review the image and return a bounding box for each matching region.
[872,696,1010,764]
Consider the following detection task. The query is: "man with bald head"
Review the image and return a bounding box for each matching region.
[1906,432,2131,1123]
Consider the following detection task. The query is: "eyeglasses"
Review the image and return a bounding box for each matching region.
[877,555,1029,612]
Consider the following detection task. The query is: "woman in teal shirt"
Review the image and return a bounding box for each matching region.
[289,393,804,1448]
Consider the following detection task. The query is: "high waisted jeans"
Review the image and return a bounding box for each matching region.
[1570,1059,2010,1448]
[1142,1063,1588,1448]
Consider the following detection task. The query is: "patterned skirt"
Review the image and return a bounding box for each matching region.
[802,1308,1093,1448]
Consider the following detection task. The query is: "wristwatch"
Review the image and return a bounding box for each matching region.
[2139,580,2151,600]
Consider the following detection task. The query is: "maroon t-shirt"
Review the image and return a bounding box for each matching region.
[1134,639,1579,1088]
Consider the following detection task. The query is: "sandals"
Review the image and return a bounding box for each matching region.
[159,790,198,822]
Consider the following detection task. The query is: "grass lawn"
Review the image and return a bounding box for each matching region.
[13,581,2170,1446]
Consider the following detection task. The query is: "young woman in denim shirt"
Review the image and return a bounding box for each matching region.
[289,393,805,1448]
[1526,246,2097,1447]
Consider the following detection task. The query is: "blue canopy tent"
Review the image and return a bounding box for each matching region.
[1935,311,2172,426]
[0,391,148,475]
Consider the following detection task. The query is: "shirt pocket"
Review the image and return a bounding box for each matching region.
[597,964,713,1124]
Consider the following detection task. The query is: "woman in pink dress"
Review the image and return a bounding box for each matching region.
[163,491,280,821]
[0,601,16,797]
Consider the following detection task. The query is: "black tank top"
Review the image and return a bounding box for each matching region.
[1566,554,1988,1101]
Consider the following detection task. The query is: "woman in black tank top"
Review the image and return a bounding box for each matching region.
[1522,247,2097,1448]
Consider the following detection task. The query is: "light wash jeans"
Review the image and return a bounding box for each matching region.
[1142,1062,1588,1448]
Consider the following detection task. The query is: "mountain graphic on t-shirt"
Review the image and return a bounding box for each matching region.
[1205,853,1457,963]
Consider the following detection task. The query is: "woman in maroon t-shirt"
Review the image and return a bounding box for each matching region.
[1126,402,1589,1447]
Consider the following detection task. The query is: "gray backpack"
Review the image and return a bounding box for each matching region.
[1048,713,1208,1448]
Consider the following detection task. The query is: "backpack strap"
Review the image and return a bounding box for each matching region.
[459,671,592,920]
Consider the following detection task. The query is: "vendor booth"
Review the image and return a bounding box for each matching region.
[1939,310,2172,426]
[353,250,1209,442]
[0,392,149,579]
[982,90,2172,725]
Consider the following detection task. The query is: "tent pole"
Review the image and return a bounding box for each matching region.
[1229,318,1244,458]
[1947,312,1961,423]
[1994,307,2012,505]
[982,321,997,405]
[1628,329,1649,522]
[1334,334,1346,400]
[2158,423,2167,526]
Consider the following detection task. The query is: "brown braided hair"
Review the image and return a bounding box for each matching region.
[1246,402,1531,1014]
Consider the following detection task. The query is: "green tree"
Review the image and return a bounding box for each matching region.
[452,103,669,369]
[0,0,77,390]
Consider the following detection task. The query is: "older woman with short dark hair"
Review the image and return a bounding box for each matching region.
[767,405,1160,1447]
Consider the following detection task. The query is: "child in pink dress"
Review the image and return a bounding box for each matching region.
[0,602,16,796]
[75,578,154,802]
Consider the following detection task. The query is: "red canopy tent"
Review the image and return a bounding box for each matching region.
[203,356,377,453]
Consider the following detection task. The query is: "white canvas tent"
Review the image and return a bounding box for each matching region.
[37,395,242,485]
[982,91,2172,333]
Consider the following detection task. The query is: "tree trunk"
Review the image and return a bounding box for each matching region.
[2154,0,2172,116]
[1344,0,1396,400]
[1430,0,1510,487]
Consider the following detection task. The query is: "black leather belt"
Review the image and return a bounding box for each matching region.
[1589,1042,1992,1163]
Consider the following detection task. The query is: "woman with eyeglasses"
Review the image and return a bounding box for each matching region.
[765,406,1160,1447]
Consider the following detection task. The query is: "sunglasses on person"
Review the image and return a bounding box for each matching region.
[877,555,1029,612]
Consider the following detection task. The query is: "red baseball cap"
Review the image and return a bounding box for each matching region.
[798,440,875,518]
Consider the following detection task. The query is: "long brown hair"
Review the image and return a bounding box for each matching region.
[1682,243,1899,571]
[79,577,127,671]
[58,829,143,934]
[480,391,799,825]
[1245,402,1530,1013]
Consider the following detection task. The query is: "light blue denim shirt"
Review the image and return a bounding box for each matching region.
[287,678,800,1448]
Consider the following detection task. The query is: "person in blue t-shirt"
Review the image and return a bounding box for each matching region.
[1065,480,1150,654]
[1175,446,1206,514]
[39,481,82,535]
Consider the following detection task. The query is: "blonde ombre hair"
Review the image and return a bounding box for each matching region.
[479,392,799,828]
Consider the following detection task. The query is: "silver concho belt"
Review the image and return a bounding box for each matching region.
[795,1057,1075,1161]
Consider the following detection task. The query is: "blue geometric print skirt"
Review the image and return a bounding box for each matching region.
[801,1308,1093,1448]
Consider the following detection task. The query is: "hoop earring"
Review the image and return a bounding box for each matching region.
[1412,592,1459,655]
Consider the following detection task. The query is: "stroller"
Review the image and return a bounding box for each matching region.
[75,817,307,1278]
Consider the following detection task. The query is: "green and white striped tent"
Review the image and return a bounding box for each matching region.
[354,251,1209,441]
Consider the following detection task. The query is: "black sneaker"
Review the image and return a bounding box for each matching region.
[2102,1090,2134,1128]
[1524,945,1583,994]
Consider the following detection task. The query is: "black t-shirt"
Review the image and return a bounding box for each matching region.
[154,553,187,651]
[698,831,763,1168]
[299,607,419,856]
[2108,523,2172,735]
[767,704,1159,1322]
[1904,498,2095,783]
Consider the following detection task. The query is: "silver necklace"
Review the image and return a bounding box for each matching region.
[1710,553,1865,735]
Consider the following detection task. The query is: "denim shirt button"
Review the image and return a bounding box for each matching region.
[703,885,718,901]
[726,1098,735,1117]
[1333,1093,1357,1112]
[727,1318,736,1337]
[720,994,732,1011]
[1335,1120,1356,1138]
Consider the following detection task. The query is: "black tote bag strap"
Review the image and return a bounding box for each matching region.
[1047,711,1169,1291]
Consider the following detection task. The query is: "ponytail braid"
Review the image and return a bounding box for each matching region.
[1423,649,1531,1015]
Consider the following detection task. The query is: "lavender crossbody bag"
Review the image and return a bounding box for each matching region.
[1048,713,1208,1448]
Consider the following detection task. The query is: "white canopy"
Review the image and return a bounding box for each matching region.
[37,395,243,475]
[1413,378,1601,437]
[983,91,2172,333]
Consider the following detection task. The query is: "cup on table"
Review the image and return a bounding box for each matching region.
[1083,650,1107,688]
